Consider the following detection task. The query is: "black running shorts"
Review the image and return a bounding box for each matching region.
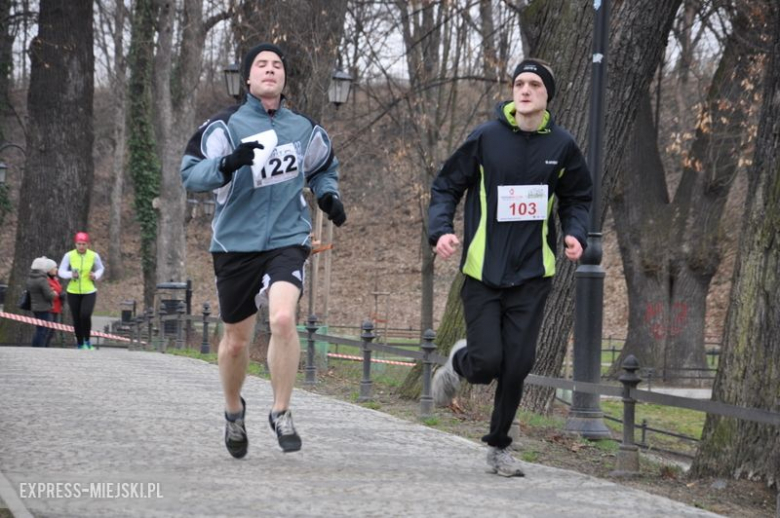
[212,246,309,324]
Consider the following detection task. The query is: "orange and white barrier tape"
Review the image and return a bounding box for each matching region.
[327,352,415,367]
[0,311,132,342]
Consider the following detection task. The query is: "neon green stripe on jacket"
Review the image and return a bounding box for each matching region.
[463,165,488,281]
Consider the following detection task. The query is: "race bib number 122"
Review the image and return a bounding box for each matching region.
[254,143,300,188]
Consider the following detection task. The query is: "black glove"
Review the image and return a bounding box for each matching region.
[317,192,346,227]
[218,142,264,183]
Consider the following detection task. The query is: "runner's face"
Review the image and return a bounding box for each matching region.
[513,72,548,117]
[75,241,88,253]
[247,51,285,100]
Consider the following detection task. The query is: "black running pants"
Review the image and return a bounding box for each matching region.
[67,292,97,346]
[453,276,552,449]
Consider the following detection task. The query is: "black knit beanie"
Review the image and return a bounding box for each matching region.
[512,60,556,102]
[242,43,286,83]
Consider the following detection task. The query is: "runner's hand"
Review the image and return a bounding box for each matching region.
[564,235,583,261]
[219,142,264,183]
[317,193,347,227]
[435,234,460,260]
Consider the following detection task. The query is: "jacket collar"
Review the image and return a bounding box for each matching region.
[246,93,287,117]
[497,101,552,134]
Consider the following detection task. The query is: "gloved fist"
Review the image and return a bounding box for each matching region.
[317,192,346,227]
[219,142,265,183]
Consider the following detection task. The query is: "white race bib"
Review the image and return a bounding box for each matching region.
[497,185,548,222]
[241,130,278,187]
[254,143,300,188]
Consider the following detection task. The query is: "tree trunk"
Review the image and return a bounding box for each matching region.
[0,0,94,343]
[0,0,12,121]
[153,0,229,287]
[127,0,160,307]
[519,0,683,412]
[610,3,768,382]
[691,2,780,485]
[610,94,672,374]
[152,0,186,286]
[394,1,448,342]
[106,0,127,281]
[0,0,12,222]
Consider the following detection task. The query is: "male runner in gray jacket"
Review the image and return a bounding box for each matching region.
[182,43,346,459]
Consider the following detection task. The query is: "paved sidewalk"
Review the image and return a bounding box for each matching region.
[0,347,721,518]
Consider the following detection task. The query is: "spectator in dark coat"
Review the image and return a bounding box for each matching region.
[27,256,55,347]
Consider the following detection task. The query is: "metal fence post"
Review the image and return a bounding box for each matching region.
[175,301,186,349]
[611,354,641,477]
[158,306,167,353]
[133,315,143,350]
[305,315,319,386]
[145,308,154,350]
[419,329,436,418]
[359,320,375,402]
[200,303,211,354]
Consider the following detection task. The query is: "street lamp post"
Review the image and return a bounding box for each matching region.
[564,0,611,439]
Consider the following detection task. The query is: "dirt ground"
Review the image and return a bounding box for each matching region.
[304,365,778,518]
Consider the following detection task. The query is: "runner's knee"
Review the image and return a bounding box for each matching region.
[221,337,248,357]
[466,352,502,384]
[269,309,296,337]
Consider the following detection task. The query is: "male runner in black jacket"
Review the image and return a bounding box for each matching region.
[428,59,592,477]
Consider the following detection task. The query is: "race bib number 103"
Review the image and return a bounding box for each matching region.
[496,185,548,222]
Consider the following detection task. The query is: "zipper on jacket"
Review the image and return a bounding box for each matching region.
[264,114,277,250]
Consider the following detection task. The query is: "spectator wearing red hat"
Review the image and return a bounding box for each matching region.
[58,232,105,350]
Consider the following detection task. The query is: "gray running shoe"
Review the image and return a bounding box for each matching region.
[269,410,302,453]
[224,397,248,459]
[486,446,525,477]
[432,339,467,407]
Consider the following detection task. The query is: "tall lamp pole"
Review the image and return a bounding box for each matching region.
[564,0,611,439]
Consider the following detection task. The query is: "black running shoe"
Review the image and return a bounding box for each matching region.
[268,410,302,452]
[224,397,248,459]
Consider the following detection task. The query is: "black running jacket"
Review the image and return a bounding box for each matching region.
[428,101,592,288]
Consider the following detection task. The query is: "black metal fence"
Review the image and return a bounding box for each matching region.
[111,309,780,478]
